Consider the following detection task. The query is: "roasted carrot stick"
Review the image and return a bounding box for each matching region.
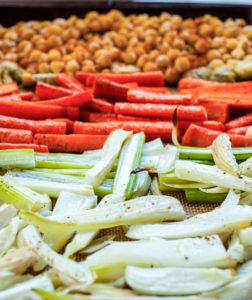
[178,78,252,92]
[177,120,226,133]
[37,92,92,107]
[226,126,250,135]
[53,118,74,133]
[0,128,32,144]
[86,98,114,113]
[81,71,164,87]
[182,124,252,147]
[114,103,207,121]
[134,87,170,94]
[123,82,139,88]
[19,92,34,101]
[225,112,252,130]
[117,114,159,122]
[0,82,19,96]
[75,72,90,85]
[0,95,22,101]
[36,81,74,100]
[55,72,85,92]
[93,77,129,102]
[0,115,67,134]
[74,121,173,140]
[127,90,192,105]
[0,143,49,152]
[80,110,117,122]
[0,99,79,120]
[34,134,108,153]
[198,102,230,123]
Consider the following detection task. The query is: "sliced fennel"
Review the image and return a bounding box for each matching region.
[0,272,32,291]
[0,204,17,229]
[175,160,252,192]
[150,176,162,195]
[0,274,53,300]
[64,194,125,258]
[0,149,35,169]
[113,132,145,198]
[85,236,235,270]
[156,145,179,174]
[142,138,164,155]
[20,195,185,234]
[0,247,37,274]
[221,189,240,207]
[125,266,234,296]
[22,225,96,285]
[0,176,50,211]
[85,129,131,187]
[131,171,151,198]
[127,205,252,240]
[227,231,245,263]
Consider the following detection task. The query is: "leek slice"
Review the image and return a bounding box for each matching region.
[142,138,163,155]
[22,225,96,285]
[20,195,185,234]
[0,176,50,211]
[0,149,35,169]
[85,129,131,187]
[131,171,151,198]
[227,231,245,263]
[0,204,17,229]
[221,189,240,207]
[0,247,37,274]
[113,132,145,198]
[0,272,32,291]
[127,205,252,240]
[156,145,179,174]
[0,274,53,300]
[125,266,234,296]
[175,160,252,192]
[85,235,235,270]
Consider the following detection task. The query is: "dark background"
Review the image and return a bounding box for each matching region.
[0,0,251,27]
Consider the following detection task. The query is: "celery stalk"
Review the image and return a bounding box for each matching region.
[185,189,227,203]
[0,149,35,169]
[113,132,145,198]
[0,176,49,211]
[132,171,151,198]
[94,179,113,198]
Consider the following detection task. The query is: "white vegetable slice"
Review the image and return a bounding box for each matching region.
[85,236,236,270]
[240,191,252,205]
[0,247,37,274]
[20,195,185,234]
[126,205,252,240]
[201,274,252,299]
[150,176,162,195]
[64,194,124,257]
[125,266,234,296]
[22,225,96,285]
[239,157,252,177]
[0,272,32,291]
[156,145,179,174]
[175,160,252,192]
[221,189,240,207]
[0,204,17,229]
[0,274,53,300]
[85,129,131,187]
[227,231,245,263]
[238,226,252,246]
[199,187,229,194]
[237,260,252,275]
[142,138,164,155]
[212,133,239,176]
[0,216,21,256]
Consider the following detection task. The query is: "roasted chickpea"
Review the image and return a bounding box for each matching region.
[22,72,34,87]
[20,28,34,40]
[174,56,190,73]
[38,62,50,73]
[165,67,180,84]
[227,38,238,51]
[4,53,17,61]
[231,48,245,59]
[96,53,112,68]
[50,61,64,73]
[167,48,180,62]
[122,52,137,64]
[47,35,63,48]
[137,54,150,68]
[143,61,158,72]
[206,49,221,61]
[208,58,224,69]
[81,64,96,72]
[156,54,169,68]
[88,41,100,53]
[195,38,211,53]
[65,59,80,73]
[109,47,121,61]
[26,63,38,74]
[48,49,61,61]
[30,50,43,62]
[114,34,128,49]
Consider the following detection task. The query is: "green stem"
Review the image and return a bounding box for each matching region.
[185,189,227,203]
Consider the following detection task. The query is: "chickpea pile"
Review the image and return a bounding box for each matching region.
[0,10,251,84]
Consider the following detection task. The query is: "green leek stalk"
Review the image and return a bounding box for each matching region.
[185,189,227,203]
[0,149,35,169]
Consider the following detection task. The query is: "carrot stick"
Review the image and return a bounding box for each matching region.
[55,72,85,92]
[225,112,252,130]
[83,71,164,87]
[0,115,67,134]
[53,118,74,133]
[74,121,173,140]
[86,98,114,113]
[114,103,207,121]
[36,92,92,107]
[117,114,159,122]
[133,87,170,94]
[34,134,108,153]
[226,126,250,135]
[178,78,252,92]
[123,82,139,88]
[198,102,230,123]
[0,99,79,120]
[0,143,49,152]
[177,120,226,133]
[0,82,19,96]
[0,95,22,101]
[19,92,34,101]
[93,77,129,102]
[36,81,73,100]
[80,110,117,122]
[0,128,32,144]
[127,89,192,105]
[182,124,252,147]
[75,72,90,85]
